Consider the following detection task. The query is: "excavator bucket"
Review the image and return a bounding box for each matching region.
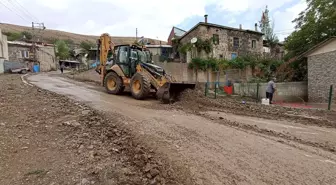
[156,82,196,104]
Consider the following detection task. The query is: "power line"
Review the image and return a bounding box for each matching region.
[8,0,39,22]
[0,0,29,21]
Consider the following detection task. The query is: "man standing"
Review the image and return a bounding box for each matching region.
[266,77,276,104]
[60,62,65,74]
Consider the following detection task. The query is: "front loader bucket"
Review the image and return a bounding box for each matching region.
[156,82,196,104]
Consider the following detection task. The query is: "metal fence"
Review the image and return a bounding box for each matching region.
[203,78,335,111]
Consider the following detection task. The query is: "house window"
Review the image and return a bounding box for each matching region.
[252,40,257,48]
[233,37,239,48]
[231,53,237,59]
[21,50,29,58]
[213,34,219,45]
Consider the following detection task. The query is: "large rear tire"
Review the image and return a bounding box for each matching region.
[130,72,151,100]
[104,72,124,94]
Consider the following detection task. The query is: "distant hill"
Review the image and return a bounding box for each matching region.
[0,23,166,46]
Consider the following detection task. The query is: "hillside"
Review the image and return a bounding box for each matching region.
[0,23,166,45]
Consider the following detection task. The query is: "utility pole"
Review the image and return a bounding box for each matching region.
[136,28,138,41]
[31,22,45,70]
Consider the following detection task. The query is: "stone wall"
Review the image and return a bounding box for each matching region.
[308,51,336,103]
[179,24,263,60]
[8,44,56,72]
[8,45,29,62]
[233,81,308,102]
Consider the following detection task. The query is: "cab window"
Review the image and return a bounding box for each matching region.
[118,46,129,64]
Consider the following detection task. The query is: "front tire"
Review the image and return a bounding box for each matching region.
[104,72,124,94]
[130,72,151,100]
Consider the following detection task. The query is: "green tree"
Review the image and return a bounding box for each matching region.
[21,31,32,40]
[283,0,335,81]
[55,40,70,60]
[286,0,336,57]
[64,39,75,45]
[259,6,279,47]
[79,41,95,52]
[4,31,22,41]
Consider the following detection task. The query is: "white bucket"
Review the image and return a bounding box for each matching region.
[261,98,270,105]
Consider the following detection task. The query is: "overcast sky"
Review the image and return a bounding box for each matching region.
[0,0,307,41]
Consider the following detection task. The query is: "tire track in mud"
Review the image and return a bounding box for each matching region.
[198,112,336,154]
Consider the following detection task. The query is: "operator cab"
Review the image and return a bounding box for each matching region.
[114,45,165,78]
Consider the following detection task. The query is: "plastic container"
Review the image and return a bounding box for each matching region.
[33,65,40,73]
[224,86,233,95]
[261,98,270,105]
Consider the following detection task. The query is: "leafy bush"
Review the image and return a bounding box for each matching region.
[195,38,213,54]
[21,31,33,40]
[178,43,192,54]
[4,31,22,41]
[55,40,70,60]
[188,55,284,81]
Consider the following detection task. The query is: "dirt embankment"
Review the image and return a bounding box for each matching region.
[166,89,336,128]
[0,74,191,185]
[64,69,101,85]
[162,89,336,152]
[62,70,336,127]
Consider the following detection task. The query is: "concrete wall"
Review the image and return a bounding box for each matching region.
[148,48,161,56]
[0,58,4,73]
[154,61,193,82]
[154,61,253,84]
[233,81,308,102]
[308,50,336,103]
[0,30,9,60]
[179,24,263,60]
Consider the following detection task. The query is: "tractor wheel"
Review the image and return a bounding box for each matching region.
[104,72,124,94]
[130,72,151,100]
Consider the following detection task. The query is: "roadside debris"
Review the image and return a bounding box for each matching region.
[0,74,189,185]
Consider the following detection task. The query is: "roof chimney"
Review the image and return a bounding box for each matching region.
[239,24,242,30]
[204,14,208,23]
[255,23,258,31]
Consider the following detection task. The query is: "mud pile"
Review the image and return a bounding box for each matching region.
[175,88,335,128]
[65,69,101,85]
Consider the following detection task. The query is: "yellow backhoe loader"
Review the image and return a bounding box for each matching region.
[95,33,195,103]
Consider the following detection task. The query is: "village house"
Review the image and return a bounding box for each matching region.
[7,41,56,72]
[167,26,187,46]
[178,15,264,62]
[301,36,336,103]
[0,29,9,73]
[263,40,286,60]
[0,29,9,60]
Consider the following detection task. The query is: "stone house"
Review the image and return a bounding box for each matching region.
[301,36,336,103]
[263,40,286,60]
[179,15,264,62]
[8,41,56,72]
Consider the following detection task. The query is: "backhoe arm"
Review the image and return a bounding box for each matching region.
[95,33,114,85]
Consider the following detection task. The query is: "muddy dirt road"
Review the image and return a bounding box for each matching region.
[0,74,187,185]
[28,73,336,185]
